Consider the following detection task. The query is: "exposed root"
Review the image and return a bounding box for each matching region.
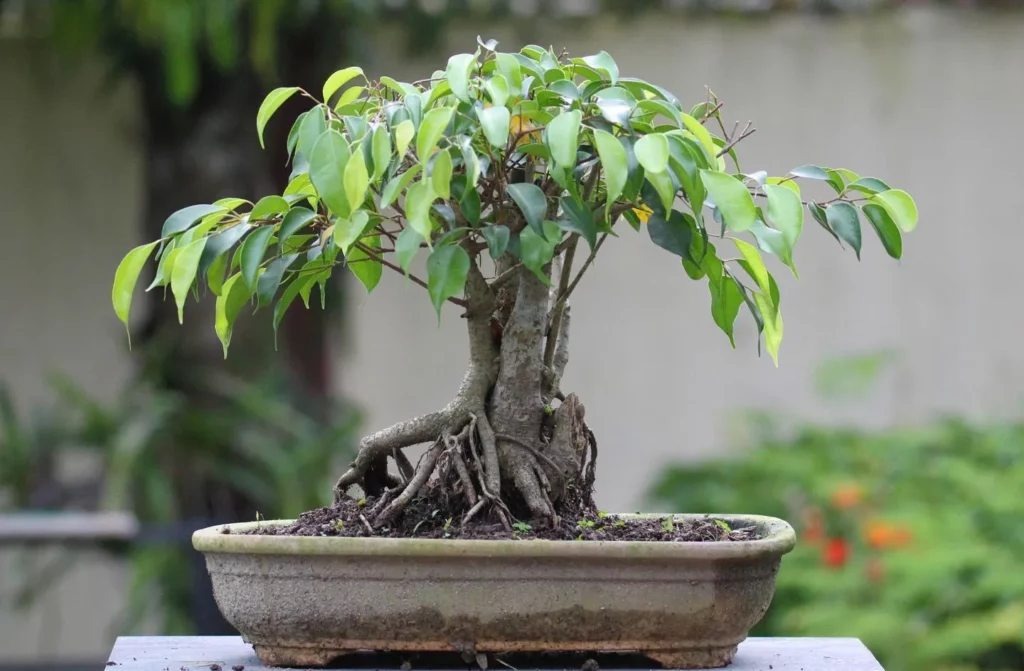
[373,438,445,528]
[495,432,564,493]
[393,448,415,483]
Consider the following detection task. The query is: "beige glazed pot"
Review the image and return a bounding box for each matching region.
[193,514,795,669]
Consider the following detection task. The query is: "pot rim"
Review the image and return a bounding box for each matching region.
[193,513,796,560]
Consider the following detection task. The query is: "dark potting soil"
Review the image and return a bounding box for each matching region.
[242,492,760,542]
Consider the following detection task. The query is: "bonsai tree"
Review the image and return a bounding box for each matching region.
[112,40,917,534]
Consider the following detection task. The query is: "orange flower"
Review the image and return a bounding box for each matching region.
[822,538,850,568]
[865,557,886,583]
[830,484,863,510]
[864,520,912,549]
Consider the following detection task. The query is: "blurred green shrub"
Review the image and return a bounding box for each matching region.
[0,372,358,633]
[650,406,1024,671]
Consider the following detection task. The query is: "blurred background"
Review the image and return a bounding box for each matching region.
[1,0,1022,670]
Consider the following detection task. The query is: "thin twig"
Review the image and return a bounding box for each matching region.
[551,233,608,314]
[353,241,469,308]
[359,515,374,535]
[716,122,756,158]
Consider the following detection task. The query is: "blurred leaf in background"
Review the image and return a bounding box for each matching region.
[649,353,1024,671]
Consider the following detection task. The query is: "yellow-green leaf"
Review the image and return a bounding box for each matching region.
[394,119,415,158]
[371,124,392,182]
[344,150,369,210]
[734,238,771,296]
[416,106,454,161]
[593,129,627,211]
[322,66,364,104]
[170,238,207,323]
[256,87,299,149]
[334,210,371,255]
[214,273,253,357]
[348,234,383,293]
[546,109,582,172]
[680,113,720,168]
[405,180,435,243]
[702,170,756,232]
[431,148,453,200]
[478,106,511,148]
[754,291,783,367]
[871,189,918,232]
[445,53,476,103]
[111,241,160,338]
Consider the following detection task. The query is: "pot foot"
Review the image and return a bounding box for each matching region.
[253,645,353,668]
[645,646,738,669]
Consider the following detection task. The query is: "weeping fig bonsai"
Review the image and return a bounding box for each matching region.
[112,40,917,535]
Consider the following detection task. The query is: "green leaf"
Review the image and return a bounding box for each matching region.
[394,119,415,158]
[240,225,276,289]
[808,201,840,244]
[334,85,365,109]
[249,195,289,221]
[826,202,863,260]
[558,196,597,251]
[703,252,743,347]
[348,234,383,293]
[871,189,918,232]
[169,238,207,323]
[445,53,476,103]
[496,53,523,89]
[459,187,481,225]
[645,169,676,215]
[380,76,418,99]
[256,87,299,149]
[478,106,511,148]
[580,51,619,84]
[371,124,392,182]
[647,209,696,259]
[734,238,771,296]
[416,106,455,160]
[594,97,632,127]
[162,204,226,237]
[200,223,251,275]
[862,203,903,260]
[701,171,756,232]
[754,291,783,367]
[749,219,797,278]
[461,139,481,188]
[257,253,299,306]
[764,184,803,249]
[343,150,369,210]
[486,74,510,107]
[519,221,562,285]
[847,177,891,195]
[277,207,317,252]
[593,129,627,211]
[395,226,423,275]
[789,164,830,181]
[334,210,371,255]
[637,99,683,127]
[482,225,510,260]
[111,241,159,337]
[296,108,327,163]
[634,133,670,174]
[309,130,352,217]
[322,66,364,104]
[273,273,316,346]
[380,165,423,208]
[431,148,453,200]
[680,113,720,168]
[427,244,471,319]
[666,136,706,222]
[215,273,253,357]
[546,109,582,172]
[507,183,548,238]
[207,252,228,296]
[405,180,436,242]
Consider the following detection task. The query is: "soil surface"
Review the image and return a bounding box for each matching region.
[243,489,760,542]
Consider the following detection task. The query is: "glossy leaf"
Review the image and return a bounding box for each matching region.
[637,99,683,126]
[335,85,365,109]
[416,107,455,160]
[862,203,903,260]
[461,139,481,188]
[789,164,830,181]
[405,180,436,242]
[680,113,719,168]
[558,196,598,251]
[112,241,159,336]
[478,106,511,148]
[580,51,619,84]
[273,274,316,346]
[486,74,510,107]
[309,130,352,217]
[648,210,696,261]
[249,195,289,221]
[847,177,891,195]
[256,87,299,149]
[322,66,364,104]
[701,171,756,232]
[445,53,476,103]
[734,238,771,296]
[380,164,422,208]
[826,202,863,260]
[496,53,523,89]
[749,220,797,278]
[277,208,317,252]
[257,253,299,306]
[371,125,392,182]
[334,210,371,254]
[635,133,670,174]
[348,234,383,293]
[546,109,582,171]
[482,225,510,260]
[519,221,562,285]
[808,201,840,244]
[427,244,470,318]
[297,108,327,162]
[764,184,803,248]
[431,148,453,200]
[394,119,415,157]
[595,98,632,127]
[593,128,627,211]
[507,183,548,238]
[395,226,423,275]
[162,204,226,237]
[215,273,253,357]
[754,291,783,367]
[343,150,369,210]
[200,223,251,275]
[240,225,276,289]
[646,169,677,215]
[871,190,918,232]
[169,238,207,323]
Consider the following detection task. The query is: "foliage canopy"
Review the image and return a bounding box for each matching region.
[112,40,917,364]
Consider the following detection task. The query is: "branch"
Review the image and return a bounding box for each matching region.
[551,233,608,315]
[352,241,468,309]
[716,122,756,158]
[544,237,578,369]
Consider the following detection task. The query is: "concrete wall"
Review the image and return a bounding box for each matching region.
[2,5,1024,660]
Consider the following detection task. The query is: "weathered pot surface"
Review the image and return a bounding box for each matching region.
[193,514,795,669]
